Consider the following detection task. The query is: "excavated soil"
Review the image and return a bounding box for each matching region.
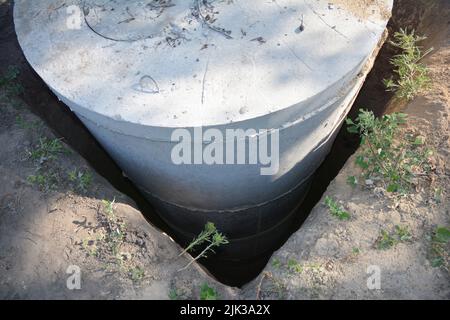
[0,0,449,299]
[0,91,236,299]
[240,0,450,300]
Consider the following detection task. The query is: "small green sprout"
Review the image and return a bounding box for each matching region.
[200,283,218,300]
[324,196,350,221]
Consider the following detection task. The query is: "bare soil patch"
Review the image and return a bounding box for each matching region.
[0,91,235,299]
[241,0,450,300]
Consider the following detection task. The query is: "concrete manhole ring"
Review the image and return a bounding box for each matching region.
[14,0,393,260]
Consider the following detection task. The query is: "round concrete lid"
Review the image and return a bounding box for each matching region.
[14,0,392,128]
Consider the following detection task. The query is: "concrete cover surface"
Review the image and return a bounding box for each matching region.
[14,0,392,128]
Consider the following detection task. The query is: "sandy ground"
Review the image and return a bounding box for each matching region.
[0,0,449,300]
[0,93,236,299]
[240,1,450,300]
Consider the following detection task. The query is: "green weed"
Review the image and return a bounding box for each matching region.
[27,172,58,192]
[347,110,432,194]
[347,176,358,188]
[376,225,412,250]
[15,115,41,130]
[102,198,115,216]
[383,29,432,100]
[68,169,93,193]
[395,225,413,242]
[101,198,125,257]
[200,283,218,300]
[169,288,180,300]
[129,266,145,282]
[428,226,450,269]
[29,137,68,164]
[271,258,281,269]
[376,230,396,250]
[179,222,228,271]
[0,65,23,96]
[324,196,351,221]
[81,238,98,257]
[287,259,303,274]
[179,222,217,256]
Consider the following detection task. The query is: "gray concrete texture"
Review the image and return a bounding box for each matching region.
[14,0,392,242]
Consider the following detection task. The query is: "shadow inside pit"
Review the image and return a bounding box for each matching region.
[0,0,437,287]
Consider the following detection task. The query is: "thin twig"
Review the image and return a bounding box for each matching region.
[201,58,210,105]
[194,0,233,39]
[178,242,215,272]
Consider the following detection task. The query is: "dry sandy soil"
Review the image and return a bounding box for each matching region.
[241,1,450,300]
[0,93,237,299]
[0,0,449,300]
